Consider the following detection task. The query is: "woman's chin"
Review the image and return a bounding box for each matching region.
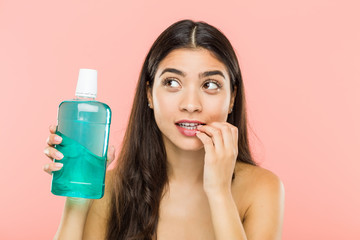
[163,135,205,152]
[179,143,204,152]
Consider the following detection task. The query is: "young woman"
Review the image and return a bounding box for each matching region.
[43,19,284,240]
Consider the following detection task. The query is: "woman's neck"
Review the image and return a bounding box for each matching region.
[164,140,206,186]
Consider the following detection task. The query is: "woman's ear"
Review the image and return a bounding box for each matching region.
[146,81,153,109]
[229,86,237,114]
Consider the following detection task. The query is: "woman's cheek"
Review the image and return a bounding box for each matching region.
[204,100,230,122]
[154,93,176,113]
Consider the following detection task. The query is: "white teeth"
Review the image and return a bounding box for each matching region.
[178,122,202,130]
[179,123,200,127]
[181,126,197,130]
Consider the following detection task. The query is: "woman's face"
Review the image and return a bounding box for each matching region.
[147,48,236,152]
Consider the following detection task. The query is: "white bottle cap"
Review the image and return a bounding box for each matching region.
[75,69,97,98]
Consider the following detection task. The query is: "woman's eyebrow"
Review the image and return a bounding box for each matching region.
[159,68,225,79]
[160,68,185,77]
[199,70,225,79]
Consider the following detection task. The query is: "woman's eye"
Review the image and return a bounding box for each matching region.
[163,78,180,88]
[203,80,221,90]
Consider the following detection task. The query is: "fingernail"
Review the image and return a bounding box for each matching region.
[43,164,49,171]
[55,152,64,159]
[55,163,63,168]
[43,148,49,155]
[54,135,62,142]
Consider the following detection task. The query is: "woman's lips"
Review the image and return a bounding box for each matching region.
[175,119,205,137]
[175,120,205,137]
[176,124,198,137]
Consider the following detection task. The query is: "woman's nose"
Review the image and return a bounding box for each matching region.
[179,89,202,112]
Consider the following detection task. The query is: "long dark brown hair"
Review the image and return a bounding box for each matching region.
[106,19,256,240]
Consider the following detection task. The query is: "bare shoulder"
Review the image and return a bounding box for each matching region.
[233,162,284,195]
[233,162,284,209]
[232,162,285,240]
[83,169,116,239]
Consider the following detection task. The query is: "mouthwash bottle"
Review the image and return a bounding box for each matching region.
[51,69,112,199]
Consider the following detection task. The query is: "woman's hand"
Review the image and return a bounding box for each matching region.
[43,125,65,174]
[43,124,116,207]
[195,122,238,197]
[43,125,116,239]
[43,125,116,204]
[43,124,116,174]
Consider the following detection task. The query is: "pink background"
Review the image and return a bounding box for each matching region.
[0,0,359,239]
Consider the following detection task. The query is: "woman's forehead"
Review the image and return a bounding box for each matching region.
[156,48,228,76]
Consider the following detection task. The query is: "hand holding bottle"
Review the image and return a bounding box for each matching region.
[44,124,116,239]
[43,124,65,174]
[43,124,116,175]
